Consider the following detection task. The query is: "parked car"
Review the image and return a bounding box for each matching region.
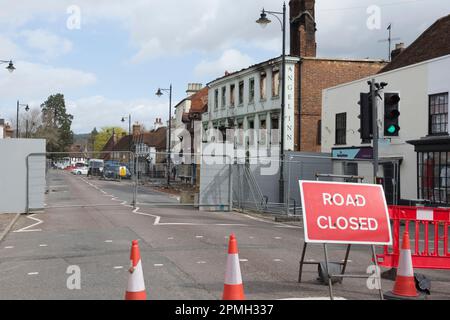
[87,159,104,177]
[103,164,132,180]
[72,167,89,175]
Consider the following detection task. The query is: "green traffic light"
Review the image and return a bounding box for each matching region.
[387,125,398,134]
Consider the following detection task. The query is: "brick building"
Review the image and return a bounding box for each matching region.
[289,0,387,152]
[203,0,387,153]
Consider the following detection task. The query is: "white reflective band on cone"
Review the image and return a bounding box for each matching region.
[398,249,414,277]
[127,260,146,292]
[225,254,242,285]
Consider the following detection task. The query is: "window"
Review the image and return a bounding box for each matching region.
[272,68,280,97]
[335,113,347,145]
[230,84,235,107]
[214,89,219,110]
[429,93,448,135]
[221,87,226,109]
[418,151,450,205]
[343,162,358,183]
[270,113,280,145]
[236,120,244,146]
[249,78,255,104]
[260,119,267,145]
[260,72,267,100]
[238,81,244,105]
[248,119,255,146]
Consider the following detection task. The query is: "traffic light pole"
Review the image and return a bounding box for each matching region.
[371,79,379,184]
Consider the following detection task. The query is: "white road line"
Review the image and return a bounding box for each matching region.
[196,236,204,239]
[249,236,255,239]
[279,297,346,300]
[39,244,48,247]
[4,246,14,249]
[231,211,302,229]
[197,261,207,264]
[13,214,43,233]
[27,272,39,276]
[104,240,113,243]
[273,259,283,262]
[168,237,174,240]
[82,175,296,231]
[239,259,248,262]
[113,266,124,269]
[274,237,282,240]
[154,264,164,267]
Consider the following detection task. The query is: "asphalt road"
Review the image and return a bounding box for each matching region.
[0,170,449,300]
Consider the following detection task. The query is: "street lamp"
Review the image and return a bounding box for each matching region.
[121,115,132,152]
[25,105,30,138]
[16,101,29,138]
[0,60,15,73]
[256,3,287,204]
[156,85,173,186]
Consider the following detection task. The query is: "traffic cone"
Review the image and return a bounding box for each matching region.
[384,231,426,300]
[222,234,245,300]
[125,240,147,300]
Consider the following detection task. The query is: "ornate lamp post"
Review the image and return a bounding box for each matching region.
[156,85,173,186]
[256,4,287,204]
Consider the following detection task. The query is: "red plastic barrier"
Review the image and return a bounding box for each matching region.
[377,205,450,270]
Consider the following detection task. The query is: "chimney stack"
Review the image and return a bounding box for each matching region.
[154,118,164,130]
[132,123,142,136]
[391,42,406,61]
[186,83,202,97]
[290,0,317,57]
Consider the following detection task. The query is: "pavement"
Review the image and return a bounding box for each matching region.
[0,213,21,242]
[0,169,449,300]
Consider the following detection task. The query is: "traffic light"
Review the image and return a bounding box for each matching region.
[384,93,401,136]
[358,93,373,141]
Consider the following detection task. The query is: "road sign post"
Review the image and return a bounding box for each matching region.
[298,179,392,300]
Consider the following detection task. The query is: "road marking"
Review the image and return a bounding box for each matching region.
[13,214,43,233]
[113,266,124,270]
[230,211,302,229]
[196,236,204,239]
[104,240,113,243]
[274,237,282,240]
[39,244,48,247]
[249,236,255,239]
[341,260,353,263]
[4,246,14,249]
[239,259,248,262]
[27,272,39,276]
[168,237,174,240]
[273,259,283,262]
[154,264,164,267]
[279,297,346,300]
[197,261,207,264]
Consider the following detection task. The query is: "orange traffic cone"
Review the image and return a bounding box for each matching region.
[222,234,245,300]
[125,240,147,300]
[384,231,425,300]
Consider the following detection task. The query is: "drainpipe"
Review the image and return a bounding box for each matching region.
[297,59,303,151]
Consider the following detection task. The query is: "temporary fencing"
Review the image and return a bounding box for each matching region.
[377,205,450,270]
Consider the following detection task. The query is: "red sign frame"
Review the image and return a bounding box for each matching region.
[299,181,392,245]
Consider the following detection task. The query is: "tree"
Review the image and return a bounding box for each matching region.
[88,127,98,151]
[94,126,126,153]
[18,108,43,138]
[40,94,74,152]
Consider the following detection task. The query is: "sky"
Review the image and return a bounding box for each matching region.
[0,0,448,134]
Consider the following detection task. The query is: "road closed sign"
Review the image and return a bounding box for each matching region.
[299,181,392,245]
